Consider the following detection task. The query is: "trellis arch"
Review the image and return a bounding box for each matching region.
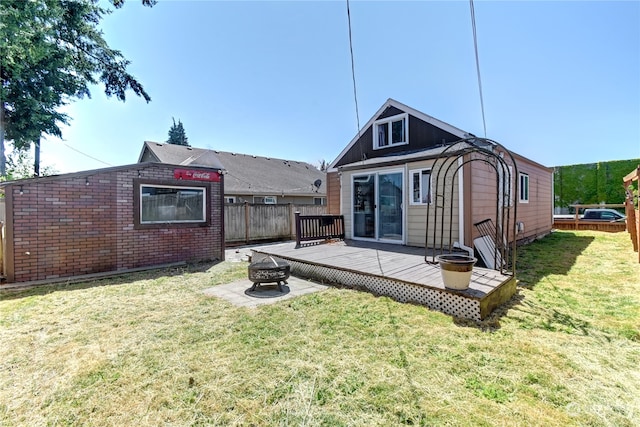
[425,138,518,275]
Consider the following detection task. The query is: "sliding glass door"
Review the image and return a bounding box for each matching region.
[377,172,403,241]
[353,174,375,238]
[352,171,403,242]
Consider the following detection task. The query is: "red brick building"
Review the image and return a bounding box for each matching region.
[1,163,224,284]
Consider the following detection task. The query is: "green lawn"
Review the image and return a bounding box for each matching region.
[1,230,639,426]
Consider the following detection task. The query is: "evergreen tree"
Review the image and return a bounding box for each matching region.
[166,118,189,146]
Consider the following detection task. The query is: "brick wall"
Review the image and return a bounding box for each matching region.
[5,163,223,283]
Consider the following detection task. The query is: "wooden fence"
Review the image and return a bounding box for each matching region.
[224,203,326,245]
[623,165,640,262]
[553,203,627,233]
[552,220,626,233]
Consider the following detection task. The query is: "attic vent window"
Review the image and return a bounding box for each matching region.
[373,113,408,150]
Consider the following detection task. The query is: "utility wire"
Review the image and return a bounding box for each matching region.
[346,0,361,136]
[470,0,487,138]
[61,142,113,166]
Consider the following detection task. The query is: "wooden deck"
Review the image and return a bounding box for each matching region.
[251,240,516,321]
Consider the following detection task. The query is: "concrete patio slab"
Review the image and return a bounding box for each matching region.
[203,275,329,308]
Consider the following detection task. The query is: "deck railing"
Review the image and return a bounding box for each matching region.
[295,212,345,247]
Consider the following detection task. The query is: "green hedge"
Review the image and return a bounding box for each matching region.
[554,159,640,208]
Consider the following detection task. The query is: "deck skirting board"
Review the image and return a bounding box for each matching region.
[265,254,482,321]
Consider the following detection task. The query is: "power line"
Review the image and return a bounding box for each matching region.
[61,142,113,166]
[470,0,487,138]
[346,0,361,135]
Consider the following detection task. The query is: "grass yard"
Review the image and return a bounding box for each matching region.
[1,230,639,426]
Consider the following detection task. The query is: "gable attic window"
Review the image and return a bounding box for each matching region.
[135,181,209,228]
[374,113,408,149]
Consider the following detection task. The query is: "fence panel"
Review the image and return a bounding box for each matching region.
[224,203,327,244]
[224,204,248,243]
[295,205,327,216]
[249,204,291,241]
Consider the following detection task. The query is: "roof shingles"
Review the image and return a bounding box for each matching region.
[139,141,325,196]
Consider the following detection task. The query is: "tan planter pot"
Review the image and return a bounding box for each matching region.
[436,255,477,290]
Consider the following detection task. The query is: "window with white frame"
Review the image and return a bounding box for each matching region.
[519,173,530,203]
[140,184,206,223]
[374,113,408,149]
[224,196,236,204]
[314,197,325,205]
[409,168,432,205]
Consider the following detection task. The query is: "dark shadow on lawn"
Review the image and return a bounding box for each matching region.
[0,260,223,301]
[452,231,595,331]
[452,291,526,332]
[515,231,594,289]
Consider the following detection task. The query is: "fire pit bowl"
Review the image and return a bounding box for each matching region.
[248,256,290,292]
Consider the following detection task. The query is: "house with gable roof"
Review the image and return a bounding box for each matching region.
[139,141,326,205]
[326,98,553,254]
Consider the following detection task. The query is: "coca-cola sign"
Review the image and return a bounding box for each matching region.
[174,168,221,182]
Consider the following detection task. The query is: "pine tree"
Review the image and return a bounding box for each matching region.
[166,118,189,146]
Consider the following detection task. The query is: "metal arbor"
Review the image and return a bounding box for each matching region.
[425,138,518,275]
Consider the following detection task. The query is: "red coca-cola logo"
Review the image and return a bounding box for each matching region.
[174,168,220,182]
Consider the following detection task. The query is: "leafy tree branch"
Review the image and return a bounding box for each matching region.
[0,0,154,177]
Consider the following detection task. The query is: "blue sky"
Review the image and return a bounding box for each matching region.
[37,0,639,174]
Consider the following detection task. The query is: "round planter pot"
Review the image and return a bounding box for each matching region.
[436,254,477,290]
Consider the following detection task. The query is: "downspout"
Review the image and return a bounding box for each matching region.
[455,156,474,256]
